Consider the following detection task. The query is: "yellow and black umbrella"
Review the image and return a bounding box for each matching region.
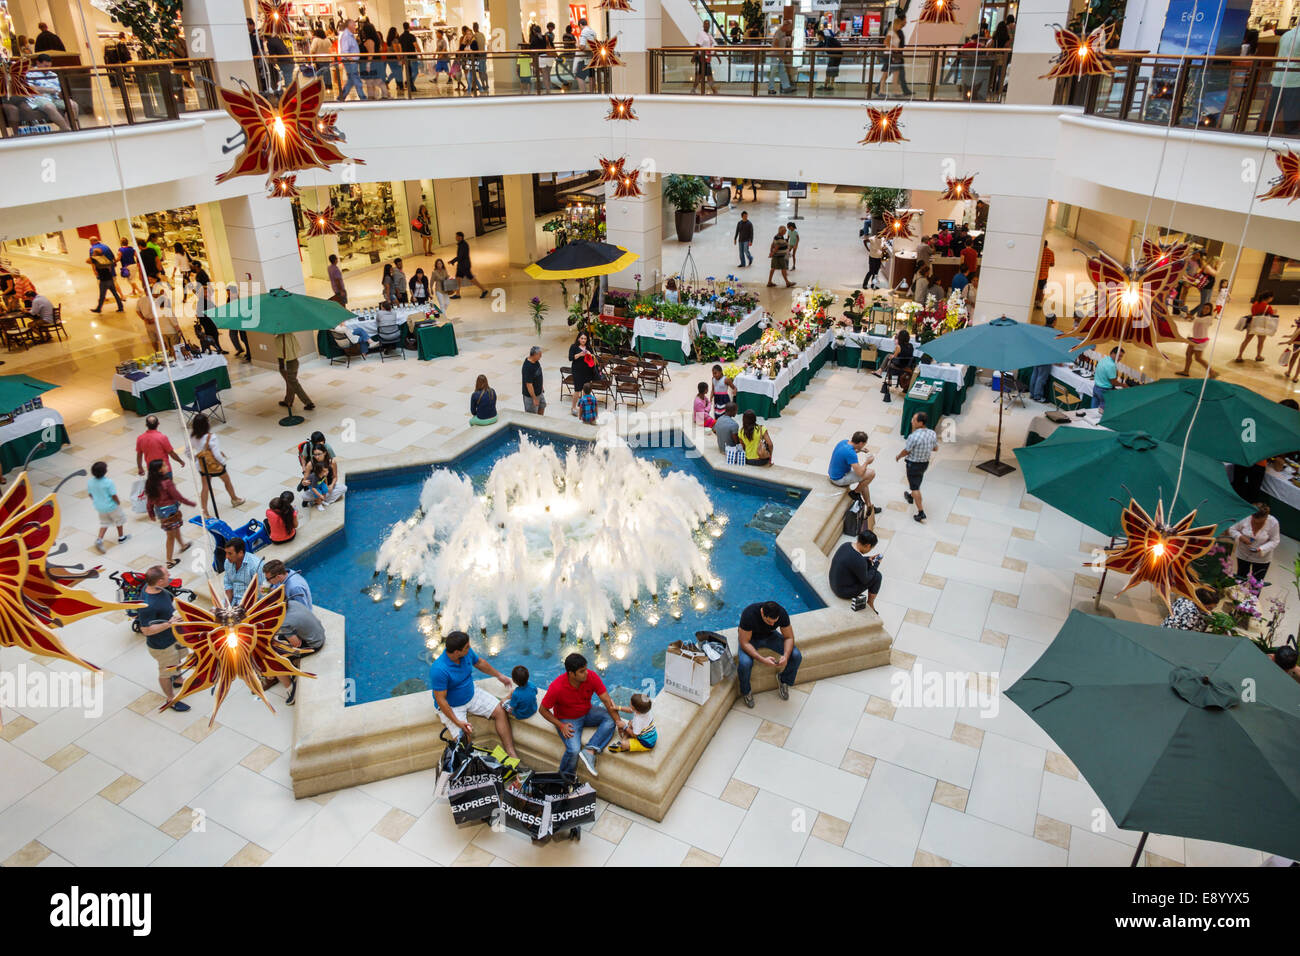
[524,240,639,280]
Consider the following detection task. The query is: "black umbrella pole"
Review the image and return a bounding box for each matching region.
[1130,832,1149,867]
[977,378,1016,477]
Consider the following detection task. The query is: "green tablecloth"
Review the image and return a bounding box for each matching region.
[317,329,344,359]
[834,344,883,370]
[115,366,232,416]
[735,339,835,419]
[0,424,68,472]
[937,366,979,415]
[734,323,763,348]
[417,323,458,361]
[901,378,945,436]
[633,336,690,364]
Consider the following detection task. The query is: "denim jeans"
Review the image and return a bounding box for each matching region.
[476,56,488,91]
[340,61,367,100]
[556,708,616,774]
[738,241,752,266]
[768,59,792,93]
[737,635,801,696]
[1029,364,1051,402]
[1093,385,1110,410]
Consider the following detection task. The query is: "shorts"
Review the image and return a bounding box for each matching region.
[1036,278,1048,294]
[624,732,657,752]
[148,641,185,677]
[436,686,502,736]
[97,506,126,529]
[905,459,928,491]
[523,393,547,413]
[830,472,858,488]
[1188,337,1210,353]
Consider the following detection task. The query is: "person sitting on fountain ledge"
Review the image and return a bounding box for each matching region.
[539,652,628,778]
[504,665,538,719]
[828,529,883,611]
[429,630,519,760]
[736,600,801,707]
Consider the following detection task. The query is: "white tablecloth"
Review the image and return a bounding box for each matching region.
[917,363,968,385]
[1028,408,1106,443]
[0,407,64,445]
[843,332,967,384]
[700,306,764,344]
[735,330,835,402]
[1051,365,1096,399]
[1261,468,1300,510]
[347,305,427,336]
[633,316,697,350]
[111,354,229,399]
[846,331,896,351]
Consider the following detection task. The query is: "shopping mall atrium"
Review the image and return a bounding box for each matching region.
[0,0,1297,877]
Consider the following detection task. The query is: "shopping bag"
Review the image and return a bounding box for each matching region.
[446,773,501,824]
[129,477,148,515]
[663,640,711,704]
[499,785,549,839]
[547,784,597,834]
[1234,315,1250,331]
[696,631,736,684]
[1280,349,1293,367]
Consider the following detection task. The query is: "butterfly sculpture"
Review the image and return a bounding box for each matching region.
[606,96,637,120]
[215,78,362,189]
[918,0,959,24]
[613,167,643,198]
[1064,247,1185,352]
[1257,149,1300,203]
[588,37,622,67]
[316,109,348,143]
[877,209,914,240]
[269,175,300,198]
[859,106,908,144]
[1104,500,1217,612]
[1137,238,1191,270]
[258,0,294,35]
[940,174,976,201]
[1041,23,1114,79]
[2,56,40,98]
[302,205,340,236]
[599,156,626,183]
[597,0,636,9]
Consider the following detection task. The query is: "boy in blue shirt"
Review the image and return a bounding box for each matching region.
[578,383,599,424]
[87,461,130,554]
[503,664,538,720]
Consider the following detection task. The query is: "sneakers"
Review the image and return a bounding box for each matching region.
[742,693,755,708]
[285,677,297,706]
[169,700,191,712]
[914,511,927,523]
[904,491,914,504]
[94,539,106,554]
[118,533,131,544]
[479,290,489,299]
[577,748,598,777]
[778,682,790,700]
[231,497,246,508]
[850,595,868,611]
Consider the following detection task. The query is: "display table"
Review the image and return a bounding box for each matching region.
[0,407,68,472]
[416,322,458,361]
[734,330,835,419]
[838,331,894,370]
[1025,408,1106,445]
[901,378,945,436]
[632,317,696,364]
[699,306,764,348]
[1018,352,1149,409]
[318,306,431,359]
[1260,467,1300,539]
[113,355,231,415]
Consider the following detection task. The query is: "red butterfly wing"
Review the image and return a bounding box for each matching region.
[215,86,274,183]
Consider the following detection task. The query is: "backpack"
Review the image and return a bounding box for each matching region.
[842,490,867,536]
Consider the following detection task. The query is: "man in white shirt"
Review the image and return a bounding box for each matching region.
[576,18,597,91]
[23,291,54,326]
[692,21,719,95]
[338,19,367,101]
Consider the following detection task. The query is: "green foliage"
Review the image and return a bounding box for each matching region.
[663,175,711,213]
[859,186,908,219]
[695,334,738,363]
[588,317,631,350]
[739,0,763,32]
[658,302,701,326]
[109,0,184,59]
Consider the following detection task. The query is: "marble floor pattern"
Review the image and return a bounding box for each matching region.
[0,190,1295,867]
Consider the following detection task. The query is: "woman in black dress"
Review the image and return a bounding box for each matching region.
[568,330,597,416]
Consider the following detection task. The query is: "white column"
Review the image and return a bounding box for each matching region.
[970,196,1049,325]
[605,176,662,291]
[433,178,478,242]
[219,192,306,367]
[184,0,258,90]
[610,0,661,94]
[1003,0,1076,106]
[504,174,539,266]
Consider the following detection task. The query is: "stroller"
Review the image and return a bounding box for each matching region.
[187,515,272,571]
[109,569,197,632]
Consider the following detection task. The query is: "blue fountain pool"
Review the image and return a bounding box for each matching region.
[295,427,825,706]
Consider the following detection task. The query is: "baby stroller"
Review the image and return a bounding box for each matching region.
[110,569,197,633]
[187,515,272,571]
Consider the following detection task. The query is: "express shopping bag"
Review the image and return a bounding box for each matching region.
[547,784,597,835]
[499,785,549,839]
[696,631,737,685]
[663,640,711,705]
[446,773,501,824]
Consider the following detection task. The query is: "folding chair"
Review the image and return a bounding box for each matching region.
[180,379,227,424]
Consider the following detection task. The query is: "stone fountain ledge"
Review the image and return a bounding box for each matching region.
[287,410,892,820]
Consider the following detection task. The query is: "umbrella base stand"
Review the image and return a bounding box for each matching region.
[976,458,1016,477]
[279,414,305,427]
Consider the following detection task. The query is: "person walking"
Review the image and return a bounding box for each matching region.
[327,253,347,306]
[786,220,800,271]
[472,22,488,93]
[87,236,123,313]
[1235,290,1280,363]
[1035,239,1055,308]
[449,232,488,298]
[864,231,886,288]
[392,258,409,304]
[144,460,195,568]
[415,202,433,255]
[896,410,937,523]
[117,236,142,296]
[380,262,396,303]
[522,345,546,414]
[276,332,315,412]
[1178,302,1218,377]
[87,461,130,554]
[766,225,794,287]
[137,566,191,712]
[878,15,912,96]
[734,210,754,267]
[190,413,245,514]
[431,258,451,313]
[767,19,795,95]
[337,18,366,100]
[692,20,719,94]
[225,281,251,360]
[136,414,186,478]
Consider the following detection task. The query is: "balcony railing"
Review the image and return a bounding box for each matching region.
[1,59,218,139]
[1056,53,1300,137]
[648,45,1012,101]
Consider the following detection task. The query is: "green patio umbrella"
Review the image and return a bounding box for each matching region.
[1006,611,1300,864]
[0,374,57,411]
[1099,377,1300,466]
[918,317,1083,477]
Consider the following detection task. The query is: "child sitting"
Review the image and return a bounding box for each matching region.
[608,693,657,752]
[503,664,538,719]
[577,382,599,425]
[693,381,716,428]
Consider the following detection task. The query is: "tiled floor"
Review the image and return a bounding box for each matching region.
[0,190,1294,866]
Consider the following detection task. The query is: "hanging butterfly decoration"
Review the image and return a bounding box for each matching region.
[1103,500,1217,612]
[168,582,313,727]
[606,96,637,120]
[316,109,348,144]
[918,0,959,25]
[598,156,627,183]
[215,78,363,190]
[303,205,341,236]
[2,56,41,98]
[877,209,914,241]
[258,0,295,35]
[1257,149,1300,203]
[1063,247,1185,353]
[0,475,135,677]
[588,37,623,68]
[597,0,636,9]
[858,105,908,144]
[613,167,643,199]
[269,175,300,199]
[940,174,977,201]
[1137,238,1190,271]
[1041,22,1114,79]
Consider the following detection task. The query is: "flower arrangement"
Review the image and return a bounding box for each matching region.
[605,290,632,309]
[529,296,549,337]
[633,302,657,318]
[722,363,744,381]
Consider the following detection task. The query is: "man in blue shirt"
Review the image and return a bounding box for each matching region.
[223,539,267,606]
[263,559,311,608]
[828,431,881,510]
[950,264,969,293]
[1092,346,1122,410]
[430,631,518,758]
[86,234,123,313]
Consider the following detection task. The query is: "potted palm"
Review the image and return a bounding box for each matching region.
[664,174,711,243]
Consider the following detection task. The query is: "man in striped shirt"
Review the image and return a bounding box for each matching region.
[896,412,937,523]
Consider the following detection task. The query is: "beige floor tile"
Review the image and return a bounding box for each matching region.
[754,720,790,747]
[721,777,760,810]
[1145,852,1185,867]
[981,629,1009,647]
[958,488,981,499]
[866,696,897,720]
[128,692,167,715]
[812,812,851,847]
[681,847,722,866]
[451,844,497,866]
[1020,497,1043,512]
[1034,814,1071,850]
[309,791,336,806]
[1001,556,1028,572]
[913,849,952,866]
[0,715,36,741]
[903,608,933,626]
[159,808,196,840]
[840,749,876,778]
[99,773,144,804]
[225,842,272,867]
[951,723,984,748]
[3,840,52,867]
[591,809,633,844]
[1044,751,1080,780]
[1011,527,1035,540]
[934,541,960,556]
[946,513,971,527]
[45,744,87,771]
[182,720,221,743]
[992,590,1019,607]
[240,744,281,773]
[920,573,947,589]
[890,649,917,669]
[933,782,969,811]
[373,807,418,842]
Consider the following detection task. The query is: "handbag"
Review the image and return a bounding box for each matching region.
[129,477,148,515]
[1280,348,1293,367]
[1234,314,1250,331]
[842,489,866,537]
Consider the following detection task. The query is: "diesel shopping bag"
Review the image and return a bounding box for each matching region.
[663,640,711,705]
[446,773,501,824]
[696,631,737,685]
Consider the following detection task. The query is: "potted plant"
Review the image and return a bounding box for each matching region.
[860,186,909,228]
[664,174,711,243]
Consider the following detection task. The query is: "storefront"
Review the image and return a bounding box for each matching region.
[294,181,412,269]
[131,205,208,265]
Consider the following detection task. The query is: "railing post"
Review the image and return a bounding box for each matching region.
[58,70,79,131]
[119,66,136,123]
[753,49,760,98]
[927,49,938,101]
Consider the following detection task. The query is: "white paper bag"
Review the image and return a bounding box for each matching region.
[129,477,148,515]
[663,641,710,705]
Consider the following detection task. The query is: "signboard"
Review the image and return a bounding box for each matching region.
[568,4,588,31]
[1157,0,1251,55]
[810,0,839,9]
[787,182,808,199]
[601,304,616,317]
[761,0,783,10]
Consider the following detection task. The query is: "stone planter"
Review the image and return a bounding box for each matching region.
[674,209,697,242]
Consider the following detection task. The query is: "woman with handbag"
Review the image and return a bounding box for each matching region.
[144,460,195,569]
[568,330,598,415]
[1235,290,1280,363]
[415,203,433,255]
[380,262,396,304]
[431,259,451,314]
[738,409,773,466]
[409,267,430,305]
[190,413,245,514]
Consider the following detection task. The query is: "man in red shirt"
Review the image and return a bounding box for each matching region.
[960,243,978,277]
[539,652,627,778]
[135,415,187,478]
